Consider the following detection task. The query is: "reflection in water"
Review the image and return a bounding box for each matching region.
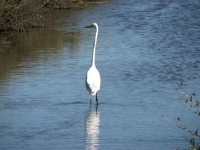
[85,106,100,150]
[0,10,82,82]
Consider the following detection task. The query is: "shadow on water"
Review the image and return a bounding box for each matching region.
[85,104,100,150]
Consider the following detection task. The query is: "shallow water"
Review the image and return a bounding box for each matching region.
[0,0,200,150]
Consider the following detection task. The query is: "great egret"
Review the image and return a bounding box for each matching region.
[85,23,101,105]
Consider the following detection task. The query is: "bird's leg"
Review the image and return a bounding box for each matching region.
[90,94,92,106]
[96,93,98,105]
[89,100,92,109]
[96,104,98,113]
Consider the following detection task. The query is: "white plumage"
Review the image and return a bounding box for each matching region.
[85,23,101,105]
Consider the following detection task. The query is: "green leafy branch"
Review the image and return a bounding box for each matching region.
[162,115,200,137]
[163,79,200,149]
[176,82,200,116]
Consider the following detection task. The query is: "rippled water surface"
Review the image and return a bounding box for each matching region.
[0,0,200,149]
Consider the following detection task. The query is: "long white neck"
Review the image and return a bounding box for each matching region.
[92,24,98,66]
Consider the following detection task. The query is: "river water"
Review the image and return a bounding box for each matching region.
[0,0,200,150]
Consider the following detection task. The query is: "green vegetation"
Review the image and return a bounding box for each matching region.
[0,0,87,32]
[163,76,200,150]
[0,0,88,44]
[1,0,43,32]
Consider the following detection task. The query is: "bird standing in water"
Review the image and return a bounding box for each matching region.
[85,23,101,105]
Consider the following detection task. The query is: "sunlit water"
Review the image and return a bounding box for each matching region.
[0,0,200,149]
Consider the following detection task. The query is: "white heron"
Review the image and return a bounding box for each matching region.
[85,23,101,105]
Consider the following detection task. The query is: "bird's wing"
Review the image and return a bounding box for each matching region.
[85,68,101,94]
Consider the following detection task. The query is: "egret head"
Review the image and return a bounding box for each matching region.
[85,23,98,28]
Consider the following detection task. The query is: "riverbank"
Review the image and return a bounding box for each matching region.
[0,0,85,32]
[0,0,100,45]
